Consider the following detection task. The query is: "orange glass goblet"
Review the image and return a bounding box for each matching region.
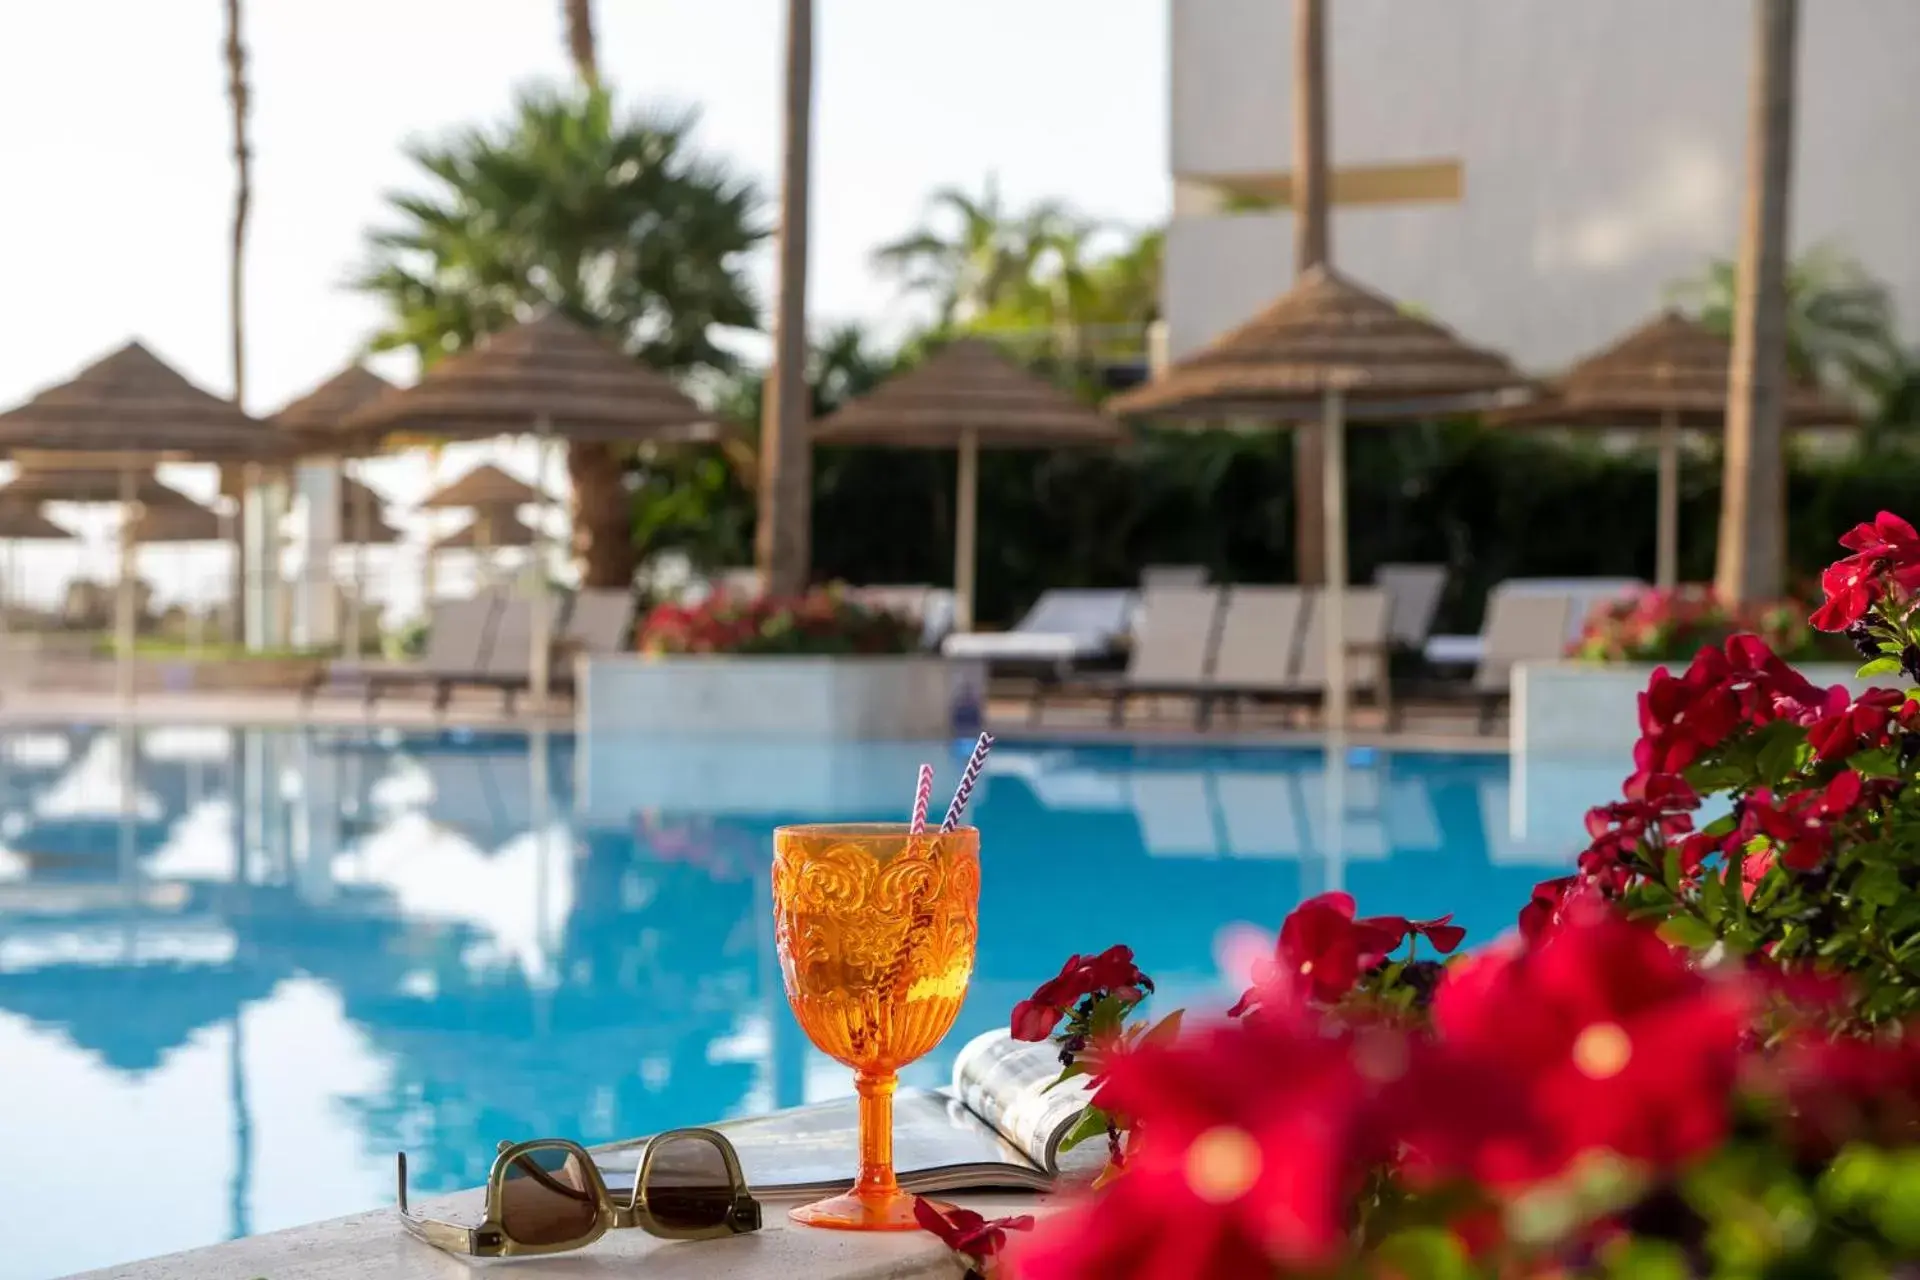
[771,822,981,1230]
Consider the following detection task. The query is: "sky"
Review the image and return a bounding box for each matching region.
[0,0,1170,416]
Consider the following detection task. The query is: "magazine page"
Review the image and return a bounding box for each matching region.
[951,1028,1102,1179]
[595,1087,1048,1197]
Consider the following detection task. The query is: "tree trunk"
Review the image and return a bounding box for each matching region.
[569,440,637,587]
[563,0,598,84]
[756,0,815,596]
[559,0,634,588]
[1716,0,1798,605]
[1291,0,1330,586]
[223,0,251,641]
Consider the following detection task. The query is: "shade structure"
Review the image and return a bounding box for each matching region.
[0,341,280,462]
[341,313,714,707]
[338,312,713,445]
[0,502,70,541]
[0,468,201,508]
[432,510,538,551]
[128,501,223,544]
[813,339,1124,631]
[0,340,285,703]
[270,364,395,457]
[419,463,548,511]
[1488,309,1860,588]
[1110,265,1526,730]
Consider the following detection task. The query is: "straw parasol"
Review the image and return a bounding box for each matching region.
[419,463,547,510]
[128,501,223,544]
[0,468,203,508]
[340,312,714,704]
[1109,265,1527,729]
[333,476,403,544]
[0,340,283,701]
[1488,309,1858,588]
[813,339,1124,631]
[433,510,538,551]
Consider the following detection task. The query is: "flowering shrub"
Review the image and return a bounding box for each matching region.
[1568,586,1840,664]
[635,588,919,656]
[949,513,1920,1279]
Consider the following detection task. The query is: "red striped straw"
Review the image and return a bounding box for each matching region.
[909,763,934,836]
[940,732,994,833]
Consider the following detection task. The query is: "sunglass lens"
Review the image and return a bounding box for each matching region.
[499,1143,598,1246]
[643,1135,738,1231]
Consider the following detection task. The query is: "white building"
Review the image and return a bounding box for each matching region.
[1164,0,1920,371]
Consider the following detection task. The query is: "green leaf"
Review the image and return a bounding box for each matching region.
[1859,656,1903,678]
[1854,862,1905,907]
[1372,1228,1471,1280]
[1087,994,1128,1042]
[1701,813,1738,839]
[1041,1061,1091,1093]
[1755,721,1812,786]
[1140,1010,1184,1049]
[1056,1105,1110,1153]
[1852,746,1902,779]
[1658,914,1718,949]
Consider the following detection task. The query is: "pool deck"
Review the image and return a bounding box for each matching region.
[0,687,1507,753]
[67,1190,1045,1280]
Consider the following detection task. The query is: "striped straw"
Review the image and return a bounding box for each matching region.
[909,763,934,836]
[940,732,994,833]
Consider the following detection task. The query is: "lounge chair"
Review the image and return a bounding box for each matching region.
[341,595,503,710]
[456,596,562,712]
[941,588,1137,669]
[1140,565,1209,589]
[1374,564,1446,651]
[1196,586,1309,725]
[1468,591,1574,732]
[1292,587,1393,722]
[1051,585,1222,727]
[1424,577,1639,668]
[564,589,636,656]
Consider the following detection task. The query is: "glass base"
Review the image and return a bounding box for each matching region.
[788,1189,937,1232]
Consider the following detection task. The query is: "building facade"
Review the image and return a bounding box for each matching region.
[1164,0,1920,371]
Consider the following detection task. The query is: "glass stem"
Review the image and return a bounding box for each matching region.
[852,1068,897,1199]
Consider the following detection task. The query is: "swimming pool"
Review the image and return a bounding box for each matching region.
[0,726,1609,1278]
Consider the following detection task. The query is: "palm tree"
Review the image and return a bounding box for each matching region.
[562,0,598,84]
[756,0,814,596]
[222,0,251,639]
[1716,0,1799,605]
[353,86,764,589]
[1672,244,1902,408]
[873,178,1071,327]
[1290,0,1330,586]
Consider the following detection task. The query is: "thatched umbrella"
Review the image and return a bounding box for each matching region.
[813,339,1123,631]
[433,510,538,551]
[272,364,398,660]
[340,313,712,703]
[1109,265,1526,729]
[1489,309,1857,588]
[0,341,283,699]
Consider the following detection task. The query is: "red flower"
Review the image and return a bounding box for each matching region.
[1276,893,1401,1004]
[1810,558,1881,632]
[1356,913,1468,956]
[1742,769,1867,871]
[913,1197,1034,1271]
[1010,945,1154,1042]
[1760,1023,1920,1152]
[1423,909,1751,1186]
[1802,687,1913,762]
[1515,875,1580,945]
[1012,1014,1387,1279]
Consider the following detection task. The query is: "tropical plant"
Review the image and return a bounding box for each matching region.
[1672,244,1904,410]
[873,177,1079,327]
[353,85,764,587]
[1569,585,1842,664]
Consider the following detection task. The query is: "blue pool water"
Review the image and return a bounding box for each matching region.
[0,727,1610,1279]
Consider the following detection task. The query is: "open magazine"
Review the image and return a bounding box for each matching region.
[597,1029,1102,1197]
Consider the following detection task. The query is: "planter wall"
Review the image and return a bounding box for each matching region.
[1513,661,1902,759]
[575,654,987,741]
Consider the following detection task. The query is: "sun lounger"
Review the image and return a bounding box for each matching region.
[1054,585,1222,727]
[346,596,504,710]
[451,596,561,712]
[1423,577,1640,668]
[1468,591,1574,732]
[1374,564,1446,651]
[564,588,636,657]
[1196,586,1308,724]
[1293,587,1392,721]
[941,588,1137,666]
[1140,565,1209,589]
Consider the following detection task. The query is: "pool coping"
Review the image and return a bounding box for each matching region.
[63,1188,1049,1279]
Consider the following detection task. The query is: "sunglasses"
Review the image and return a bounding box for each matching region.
[396,1129,762,1258]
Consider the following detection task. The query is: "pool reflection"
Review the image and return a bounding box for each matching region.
[0,727,1595,1280]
